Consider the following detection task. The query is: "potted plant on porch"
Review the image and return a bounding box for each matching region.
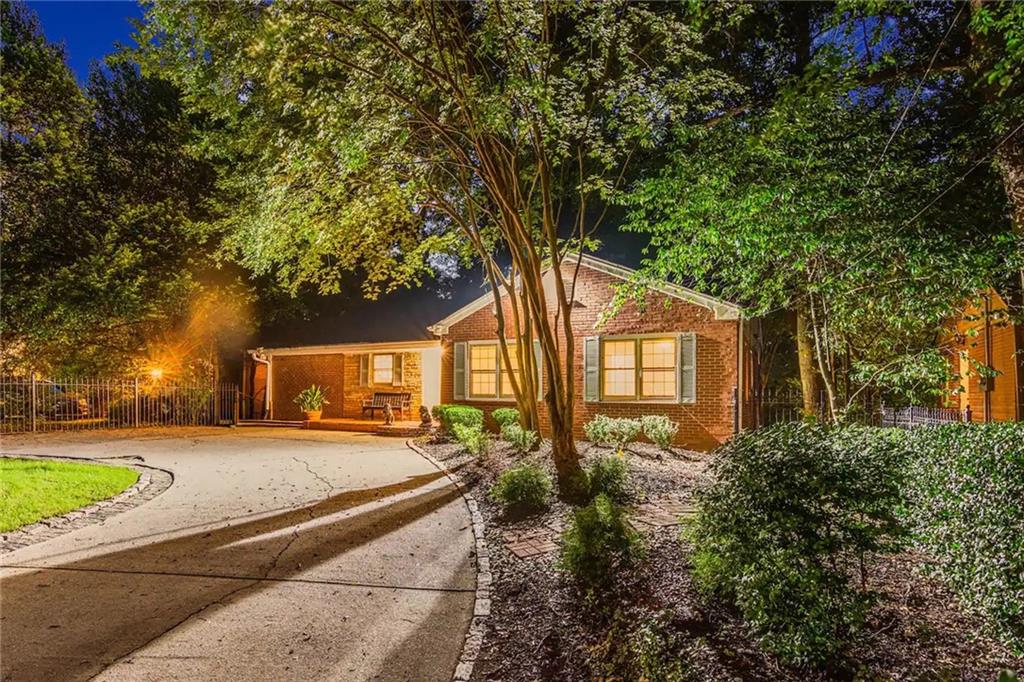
[294,385,329,422]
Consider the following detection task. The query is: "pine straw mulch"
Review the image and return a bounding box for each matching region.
[418,437,1023,681]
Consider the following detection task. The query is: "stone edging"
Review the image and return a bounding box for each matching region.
[406,439,489,682]
[0,455,174,554]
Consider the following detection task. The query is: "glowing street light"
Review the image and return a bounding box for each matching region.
[148,368,164,380]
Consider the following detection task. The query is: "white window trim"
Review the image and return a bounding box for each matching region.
[598,333,683,404]
[464,339,534,403]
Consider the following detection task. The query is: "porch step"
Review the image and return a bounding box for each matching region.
[304,419,431,438]
[236,419,303,428]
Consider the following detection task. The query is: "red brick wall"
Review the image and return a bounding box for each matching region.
[271,354,346,420]
[268,352,423,420]
[440,264,740,450]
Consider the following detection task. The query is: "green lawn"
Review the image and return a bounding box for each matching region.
[0,458,139,532]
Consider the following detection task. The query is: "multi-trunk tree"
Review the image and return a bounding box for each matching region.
[140,0,736,495]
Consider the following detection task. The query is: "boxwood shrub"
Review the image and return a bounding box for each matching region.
[431,404,483,434]
[491,407,520,428]
[490,463,553,514]
[689,423,907,665]
[902,422,1023,651]
[452,423,490,456]
[585,455,631,503]
[560,493,645,592]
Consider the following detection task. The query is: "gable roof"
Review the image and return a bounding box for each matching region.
[427,253,741,336]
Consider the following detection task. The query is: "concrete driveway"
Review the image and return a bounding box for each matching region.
[0,428,475,682]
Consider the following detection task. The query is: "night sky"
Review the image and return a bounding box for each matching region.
[25,0,651,349]
[27,1,143,83]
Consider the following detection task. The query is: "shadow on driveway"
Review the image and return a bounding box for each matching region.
[1,468,471,681]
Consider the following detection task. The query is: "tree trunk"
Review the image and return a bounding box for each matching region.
[808,296,840,422]
[969,0,1024,294]
[796,310,821,418]
[994,135,1024,295]
[547,401,586,501]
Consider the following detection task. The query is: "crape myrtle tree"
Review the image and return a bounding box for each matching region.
[139,0,735,496]
[622,2,1023,421]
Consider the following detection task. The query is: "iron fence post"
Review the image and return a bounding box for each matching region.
[30,374,37,432]
[234,388,240,425]
[133,377,140,427]
[732,386,739,434]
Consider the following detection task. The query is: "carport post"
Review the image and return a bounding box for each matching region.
[134,377,140,427]
[30,374,37,432]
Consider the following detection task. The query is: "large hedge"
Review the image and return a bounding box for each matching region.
[902,422,1023,651]
[691,421,1024,664]
[689,424,907,665]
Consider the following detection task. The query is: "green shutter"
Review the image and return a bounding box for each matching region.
[678,333,696,403]
[584,336,599,402]
[533,339,543,400]
[359,354,369,386]
[393,354,404,386]
[453,342,467,400]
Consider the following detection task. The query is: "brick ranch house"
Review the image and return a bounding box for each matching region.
[243,254,755,451]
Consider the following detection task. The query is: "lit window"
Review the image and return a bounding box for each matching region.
[641,339,676,398]
[468,342,533,399]
[373,354,394,385]
[470,344,497,397]
[601,337,677,400]
[602,340,636,398]
[500,350,520,397]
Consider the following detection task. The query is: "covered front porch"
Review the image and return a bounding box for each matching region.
[242,339,442,424]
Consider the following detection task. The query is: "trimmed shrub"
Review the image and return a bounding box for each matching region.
[431,404,483,434]
[452,423,490,456]
[584,414,642,450]
[490,463,553,513]
[560,493,645,591]
[903,422,1024,650]
[690,423,906,665]
[585,455,631,503]
[641,415,679,449]
[491,407,520,428]
[501,422,538,454]
[596,611,687,682]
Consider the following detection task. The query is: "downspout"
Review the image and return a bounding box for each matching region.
[983,294,993,423]
[735,317,744,434]
[249,349,271,419]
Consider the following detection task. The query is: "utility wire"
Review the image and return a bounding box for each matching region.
[867,3,965,185]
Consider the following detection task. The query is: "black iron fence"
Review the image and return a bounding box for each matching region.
[0,375,239,434]
[745,388,967,431]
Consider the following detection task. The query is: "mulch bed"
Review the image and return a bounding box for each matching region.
[419,437,1023,681]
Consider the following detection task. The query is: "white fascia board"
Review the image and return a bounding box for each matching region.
[428,253,742,333]
[250,339,441,358]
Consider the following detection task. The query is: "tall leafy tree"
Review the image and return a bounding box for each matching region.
[1,2,247,376]
[622,2,1022,419]
[139,0,735,494]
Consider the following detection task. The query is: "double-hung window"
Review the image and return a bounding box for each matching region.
[372,353,394,385]
[462,341,537,400]
[600,336,678,401]
[469,344,499,398]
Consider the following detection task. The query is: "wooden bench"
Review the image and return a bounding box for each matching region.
[361,392,412,419]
